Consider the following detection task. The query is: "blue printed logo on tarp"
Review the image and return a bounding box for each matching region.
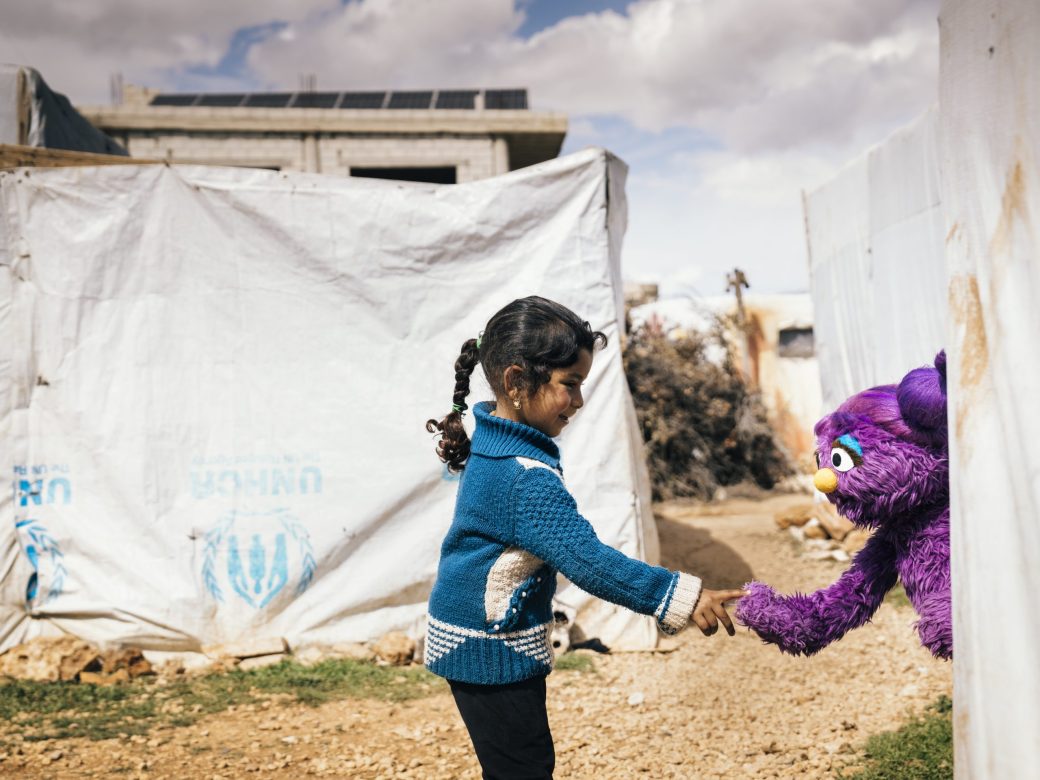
[202,509,316,608]
[15,520,66,606]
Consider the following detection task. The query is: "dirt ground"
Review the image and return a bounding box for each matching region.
[3,494,952,779]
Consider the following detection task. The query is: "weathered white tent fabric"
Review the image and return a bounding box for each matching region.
[0,148,661,655]
[804,108,947,408]
[939,1,1040,776]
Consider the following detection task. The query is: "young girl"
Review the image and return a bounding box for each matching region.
[425,296,745,779]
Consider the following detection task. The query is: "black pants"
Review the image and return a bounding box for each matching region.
[449,676,555,780]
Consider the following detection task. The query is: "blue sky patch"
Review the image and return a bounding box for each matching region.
[174,21,289,91]
[516,0,632,38]
[561,116,720,170]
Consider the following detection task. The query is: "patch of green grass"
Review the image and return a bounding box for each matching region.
[226,657,444,705]
[837,696,953,780]
[0,658,446,743]
[885,580,912,608]
[554,652,596,673]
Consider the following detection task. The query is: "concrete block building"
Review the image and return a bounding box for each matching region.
[79,87,567,183]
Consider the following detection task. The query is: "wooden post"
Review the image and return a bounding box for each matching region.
[0,144,157,170]
[725,267,752,380]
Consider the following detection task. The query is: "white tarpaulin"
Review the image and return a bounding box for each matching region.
[0,148,662,656]
[939,1,1040,776]
[805,108,948,408]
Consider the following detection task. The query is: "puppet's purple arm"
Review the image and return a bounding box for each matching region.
[736,533,898,655]
[904,513,953,660]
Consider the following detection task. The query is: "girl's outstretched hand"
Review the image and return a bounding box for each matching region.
[691,588,749,636]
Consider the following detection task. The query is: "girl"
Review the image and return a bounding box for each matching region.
[425,296,745,779]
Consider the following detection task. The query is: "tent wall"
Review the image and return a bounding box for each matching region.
[804,108,947,408]
[938,1,1040,777]
[0,148,660,655]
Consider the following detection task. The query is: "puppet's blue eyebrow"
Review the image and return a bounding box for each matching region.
[837,434,863,457]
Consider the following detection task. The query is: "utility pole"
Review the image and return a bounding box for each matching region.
[725,268,752,380]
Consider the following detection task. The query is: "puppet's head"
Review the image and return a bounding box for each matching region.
[812,352,948,528]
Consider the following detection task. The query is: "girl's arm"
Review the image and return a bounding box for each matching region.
[736,531,898,655]
[511,467,701,634]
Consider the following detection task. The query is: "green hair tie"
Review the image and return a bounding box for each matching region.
[476,335,483,349]
[452,403,466,415]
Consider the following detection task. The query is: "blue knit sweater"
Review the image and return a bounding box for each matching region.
[425,401,702,685]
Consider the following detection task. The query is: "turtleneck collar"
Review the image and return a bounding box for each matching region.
[470,401,561,470]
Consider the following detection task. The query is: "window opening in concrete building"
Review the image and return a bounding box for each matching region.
[350,166,457,184]
[777,327,815,358]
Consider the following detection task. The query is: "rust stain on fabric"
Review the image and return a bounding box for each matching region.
[948,275,989,444]
[989,160,1029,257]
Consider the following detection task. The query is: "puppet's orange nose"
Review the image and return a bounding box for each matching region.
[814,468,839,494]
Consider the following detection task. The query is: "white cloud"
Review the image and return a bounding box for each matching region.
[622,150,829,295]
[1,0,940,292]
[0,1,337,102]
[246,0,938,155]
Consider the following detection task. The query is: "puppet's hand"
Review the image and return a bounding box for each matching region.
[734,581,783,635]
[735,581,827,655]
[914,589,953,660]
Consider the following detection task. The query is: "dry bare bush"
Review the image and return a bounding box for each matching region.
[624,317,793,500]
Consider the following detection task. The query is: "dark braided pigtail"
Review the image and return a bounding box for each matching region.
[426,338,480,473]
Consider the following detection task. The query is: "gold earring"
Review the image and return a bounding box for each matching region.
[513,398,521,410]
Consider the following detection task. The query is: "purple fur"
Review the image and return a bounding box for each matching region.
[737,351,952,660]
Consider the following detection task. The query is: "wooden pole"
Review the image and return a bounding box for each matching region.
[0,144,157,170]
[725,267,751,380]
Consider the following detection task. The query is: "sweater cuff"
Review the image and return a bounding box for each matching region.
[655,572,702,635]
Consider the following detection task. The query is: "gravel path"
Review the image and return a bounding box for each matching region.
[4,494,952,778]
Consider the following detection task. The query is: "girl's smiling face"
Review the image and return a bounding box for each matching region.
[508,348,593,438]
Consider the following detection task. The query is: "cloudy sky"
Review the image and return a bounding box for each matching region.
[1,0,941,295]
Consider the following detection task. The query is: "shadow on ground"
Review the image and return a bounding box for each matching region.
[654,515,755,589]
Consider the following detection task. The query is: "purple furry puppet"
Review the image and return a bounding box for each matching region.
[737,351,952,660]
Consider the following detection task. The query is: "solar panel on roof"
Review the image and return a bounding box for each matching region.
[339,91,386,109]
[387,91,434,109]
[435,90,478,110]
[292,92,340,109]
[150,94,199,107]
[196,94,247,107]
[484,89,527,110]
[243,93,294,108]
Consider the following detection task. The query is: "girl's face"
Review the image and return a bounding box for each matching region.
[516,348,593,438]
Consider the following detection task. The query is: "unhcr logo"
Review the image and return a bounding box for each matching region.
[15,519,67,607]
[201,509,316,609]
[13,463,72,507]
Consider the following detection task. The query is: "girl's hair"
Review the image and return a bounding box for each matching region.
[426,296,607,472]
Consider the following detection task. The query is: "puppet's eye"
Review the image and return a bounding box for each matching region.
[830,447,857,472]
